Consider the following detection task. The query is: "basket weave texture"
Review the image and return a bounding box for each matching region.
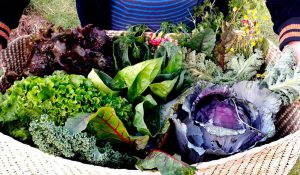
[0,32,299,175]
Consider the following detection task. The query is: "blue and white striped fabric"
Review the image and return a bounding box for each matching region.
[110,0,202,30]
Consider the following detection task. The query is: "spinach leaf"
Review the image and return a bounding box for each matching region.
[128,57,163,101]
[149,76,179,100]
[133,95,158,136]
[184,28,216,56]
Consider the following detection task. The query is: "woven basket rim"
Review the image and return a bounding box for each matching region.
[1,32,299,174]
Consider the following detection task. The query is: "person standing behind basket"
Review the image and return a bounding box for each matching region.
[0,0,300,62]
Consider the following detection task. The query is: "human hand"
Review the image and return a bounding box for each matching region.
[288,41,300,64]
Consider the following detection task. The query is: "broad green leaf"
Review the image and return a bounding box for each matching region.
[111,59,153,90]
[88,69,118,95]
[163,52,183,74]
[185,28,216,56]
[89,107,149,150]
[136,150,196,175]
[133,95,157,136]
[149,76,179,100]
[128,57,163,101]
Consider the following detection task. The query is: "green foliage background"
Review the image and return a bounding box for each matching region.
[28,0,277,45]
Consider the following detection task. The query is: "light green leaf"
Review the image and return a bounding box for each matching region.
[111,58,162,90]
[262,46,300,105]
[226,49,264,81]
[133,95,157,136]
[88,69,118,95]
[149,76,179,100]
[128,57,163,101]
[136,150,196,175]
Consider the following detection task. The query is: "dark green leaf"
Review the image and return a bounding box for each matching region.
[163,52,183,75]
[185,28,216,55]
[133,95,157,136]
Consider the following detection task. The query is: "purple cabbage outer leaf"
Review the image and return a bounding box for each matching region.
[171,81,280,163]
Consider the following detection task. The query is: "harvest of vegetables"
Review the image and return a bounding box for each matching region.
[1,2,300,175]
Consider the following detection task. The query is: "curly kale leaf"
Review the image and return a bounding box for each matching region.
[29,115,135,168]
[262,46,300,105]
[225,49,264,81]
[184,50,222,83]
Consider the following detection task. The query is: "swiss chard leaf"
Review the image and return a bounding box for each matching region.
[89,107,149,150]
[149,76,179,100]
[128,57,163,101]
[65,107,149,150]
[133,95,158,136]
[136,150,196,175]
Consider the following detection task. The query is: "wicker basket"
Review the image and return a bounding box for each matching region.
[0,32,300,175]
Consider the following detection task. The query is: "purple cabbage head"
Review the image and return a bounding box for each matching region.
[171,81,281,163]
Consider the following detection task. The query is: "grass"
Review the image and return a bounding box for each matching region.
[29,0,79,28]
[289,158,300,175]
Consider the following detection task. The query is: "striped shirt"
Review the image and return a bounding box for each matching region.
[110,0,202,30]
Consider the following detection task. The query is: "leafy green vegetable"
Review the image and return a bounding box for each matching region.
[182,28,216,56]
[29,115,104,163]
[64,107,149,150]
[150,76,179,100]
[262,46,299,105]
[113,25,151,70]
[136,150,196,175]
[133,95,157,136]
[225,49,264,81]
[0,71,133,140]
[163,52,183,74]
[29,115,135,168]
[184,50,222,83]
[184,49,264,85]
[88,69,118,95]
[128,57,163,101]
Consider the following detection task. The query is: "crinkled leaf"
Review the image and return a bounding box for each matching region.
[89,107,149,150]
[184,50,222,82]
[128,57,163,101]
[133,95,157,136]
[150,76,179,100]
[136,150,196,175]
[262,46,300,105]
[226,49,264,81]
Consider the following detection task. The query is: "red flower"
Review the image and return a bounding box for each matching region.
[150,32,165,46]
